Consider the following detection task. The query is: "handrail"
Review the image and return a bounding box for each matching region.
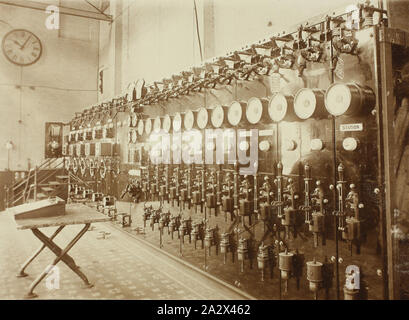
[8,157,68,207]
[12,157,63,191]
[69,171,92,189]
[21,168,33,201]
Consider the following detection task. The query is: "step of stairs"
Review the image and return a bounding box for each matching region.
[56,175,69,180]
[36,193,47,199]
[41,187,55,193]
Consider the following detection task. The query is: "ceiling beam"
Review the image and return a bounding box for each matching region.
[0,0,113,22]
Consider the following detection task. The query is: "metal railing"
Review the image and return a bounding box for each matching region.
[6,157,68,207]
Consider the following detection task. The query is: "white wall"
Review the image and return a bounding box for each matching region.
[98,0,203,100]
[0,1,100,170]
[99,0,380,99]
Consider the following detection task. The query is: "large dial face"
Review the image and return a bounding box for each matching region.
[2,29,42,66]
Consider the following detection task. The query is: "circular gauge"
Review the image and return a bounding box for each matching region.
[173,112,182,132]
[206,141,215,151]
[163,114,172,133]
[184,110,195,130]
[284,139,297,151]
[153,116,162,133]
[89,159,95,177]
[228,101,244,126]
[127,114,132,127]
[99,160,107,178]
[325,82,375,116]
[259,140,270,151]
[269,93,289,122]
[239,140,250,151]
[72,158,78,173]
[294,88,325,120]
[132,114,138,127]
[211,105,225,128]
[132,130,137,143]
[197,107,209,129]
[325,83,351,116]
[80,158,86,175]
[137,119,145,135]
[246,97,265,124]
[145,118,152,135]
[310,139,324,151]
[342,137,359,151]
[64,157,71,170]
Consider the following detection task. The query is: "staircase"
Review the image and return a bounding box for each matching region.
[6,157,70,208]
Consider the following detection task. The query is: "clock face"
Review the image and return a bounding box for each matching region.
[2,29,42,66]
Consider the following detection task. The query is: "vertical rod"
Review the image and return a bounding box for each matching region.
[373,26,389,300]
[329,27,340,300]
[34,165,37,201]
[378,26,398,300]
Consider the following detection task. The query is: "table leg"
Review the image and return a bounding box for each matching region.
[25,224,93,299]
[17,226,65,278]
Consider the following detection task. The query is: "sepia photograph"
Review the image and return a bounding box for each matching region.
[0,0,408,309]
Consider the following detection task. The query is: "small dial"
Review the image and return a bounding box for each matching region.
[2,29,42,66]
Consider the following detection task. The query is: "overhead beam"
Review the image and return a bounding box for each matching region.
[0,0,113,22]
[84,0,109,17]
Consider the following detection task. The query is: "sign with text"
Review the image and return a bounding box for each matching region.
[340,123,363,132]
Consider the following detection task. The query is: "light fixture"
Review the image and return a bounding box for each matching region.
[294,88,326,120]
[325,82,375,116]
[5,141,13,150]
[6,140,13,171]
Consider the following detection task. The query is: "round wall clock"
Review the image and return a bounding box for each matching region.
[2,29,42,66]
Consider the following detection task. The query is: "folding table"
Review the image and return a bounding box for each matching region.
[14,203,111,299]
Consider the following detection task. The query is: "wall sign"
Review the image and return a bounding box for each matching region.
[340,123,363,132]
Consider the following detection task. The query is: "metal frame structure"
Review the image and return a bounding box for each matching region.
[0,0,113,22]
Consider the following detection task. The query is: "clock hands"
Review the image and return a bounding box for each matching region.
[20,35,31,50]
[3,30,42,66]
[12,40,23,48]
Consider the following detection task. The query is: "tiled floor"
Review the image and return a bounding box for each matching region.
[0,209,247,300]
